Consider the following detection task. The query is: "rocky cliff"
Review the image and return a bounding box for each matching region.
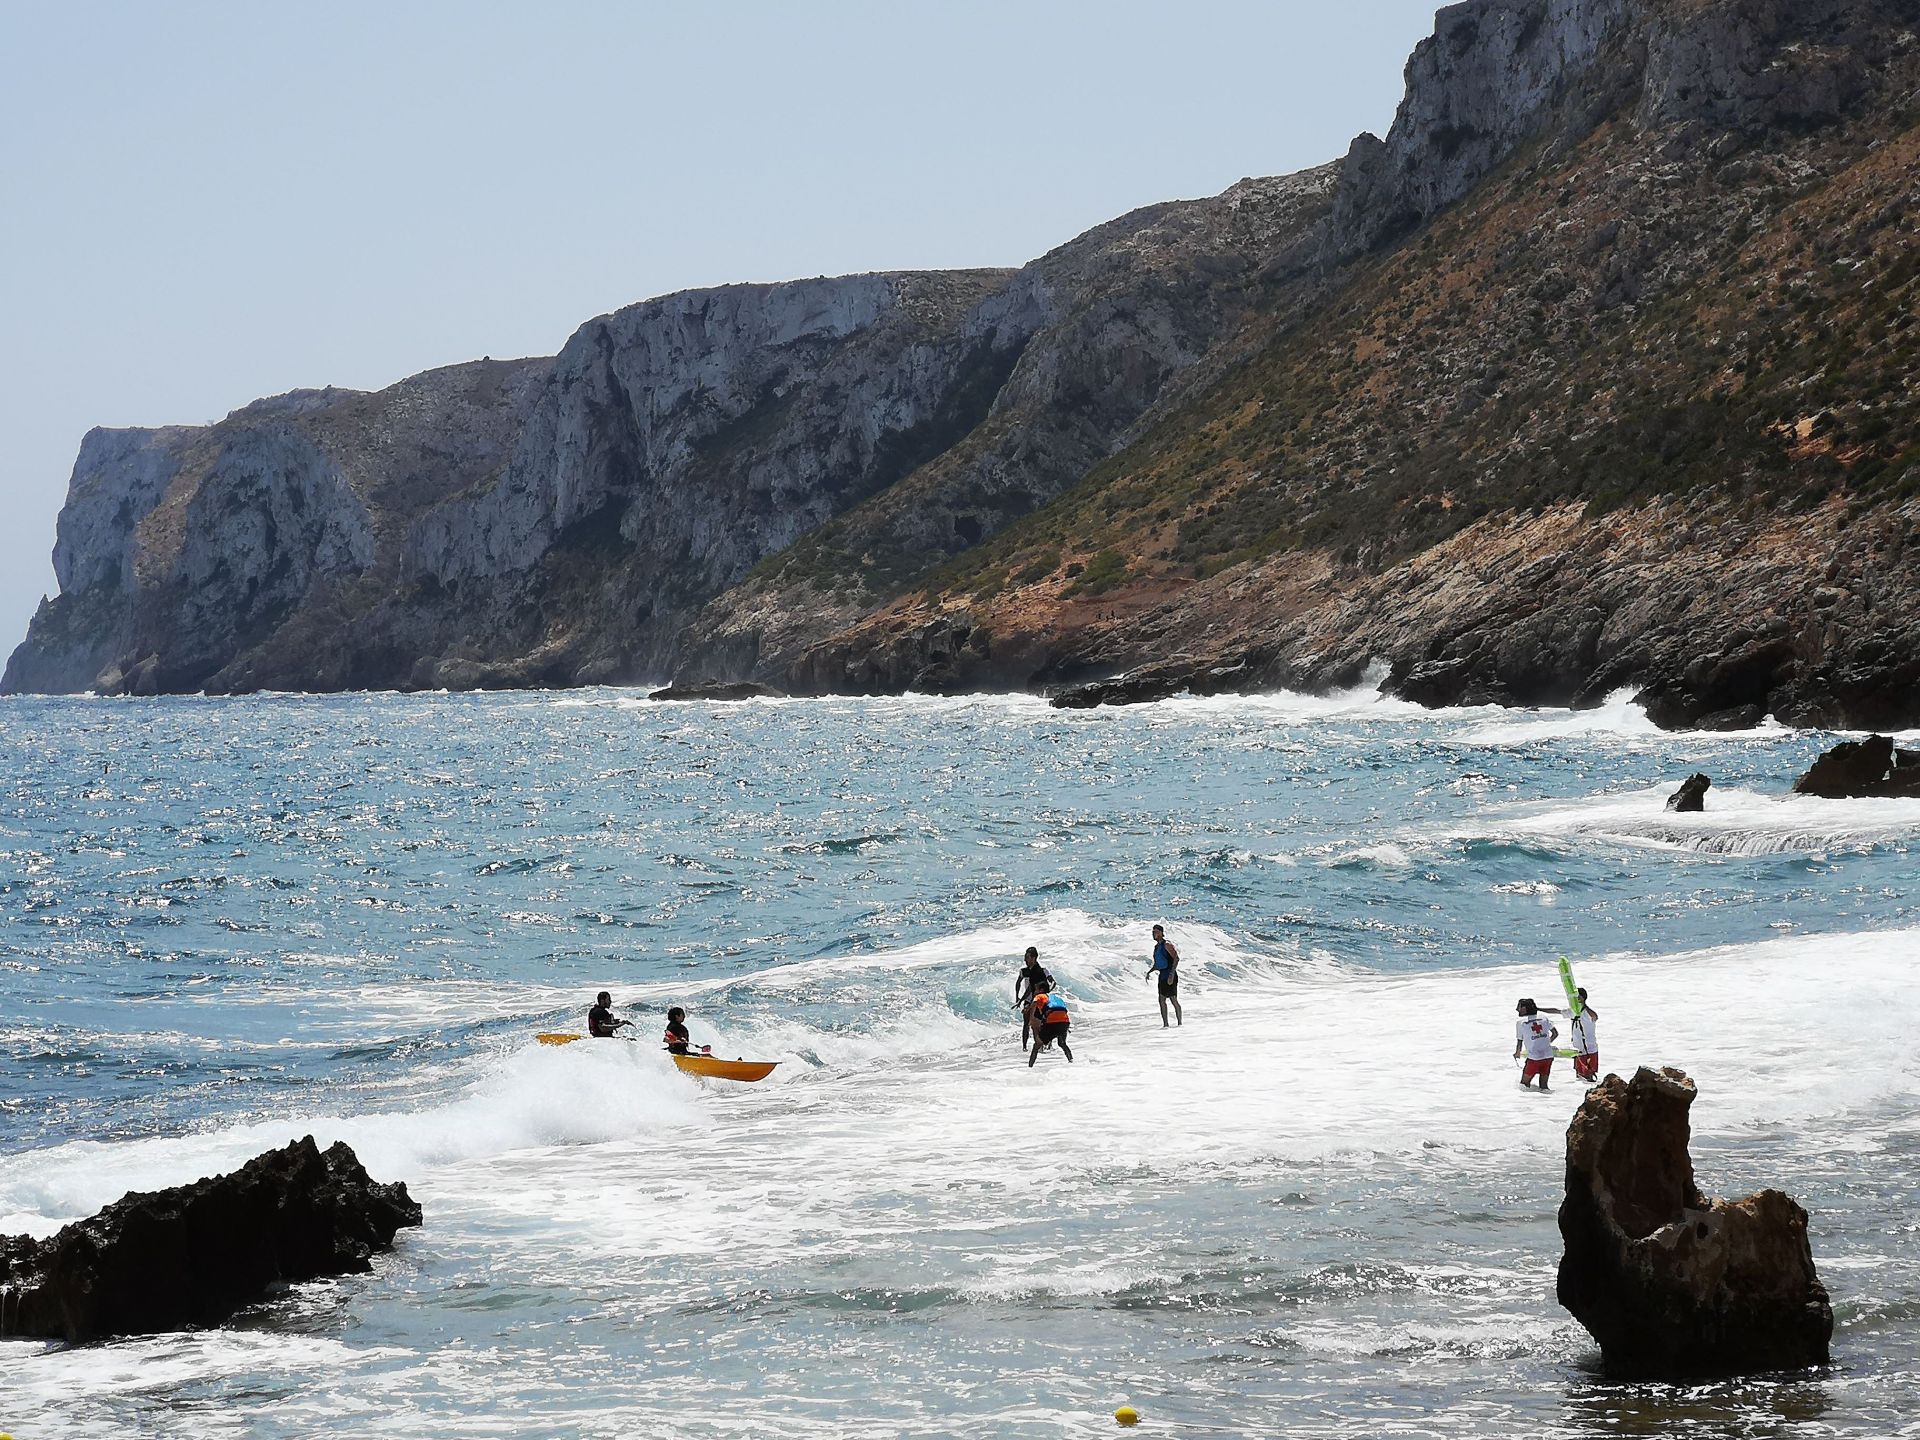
[10,0,1920,727]
[761,0,1920,726]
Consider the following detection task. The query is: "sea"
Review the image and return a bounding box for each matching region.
[1,683,1915,1438]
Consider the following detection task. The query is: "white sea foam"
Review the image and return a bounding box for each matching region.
[0,1041,706,1236]
[1325,842,1414,869]
[8,920,1911,1247]
[3,919,1917,1439]
[1488,784,1920,857]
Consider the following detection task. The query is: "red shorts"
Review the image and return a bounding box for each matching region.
[1573,1052,1599,1080]
[1522,1058,1553,1083]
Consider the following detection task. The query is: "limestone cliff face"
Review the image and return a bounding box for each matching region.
[398,272,1022,685]
[6,275,1023,693]
[1328,0,1634,254]
[671,169,1343,685]
[7,364,549,695]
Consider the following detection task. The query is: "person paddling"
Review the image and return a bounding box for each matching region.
[1028,990,1074,1066]
[1513,998,1558,1090]
[662,1006,711,1057]
[587,991,630,1038]
[1147,924,1183,1028]
[1014,947,1053,1045]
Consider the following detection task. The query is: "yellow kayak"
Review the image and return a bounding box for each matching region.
[672,1054,778,1083]
[534,1033,777,1082]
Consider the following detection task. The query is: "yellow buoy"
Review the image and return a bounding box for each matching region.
[1114,1405,1140,1427]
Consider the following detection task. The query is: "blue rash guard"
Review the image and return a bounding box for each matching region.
[1151,940,1178,993]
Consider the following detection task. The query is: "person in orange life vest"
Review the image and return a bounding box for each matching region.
[662,1006,710,1057]
[1028,991,1074,1067]
[587,991,629,1038]
[1569,988,1600,1082]
[1514,998,1558,1090]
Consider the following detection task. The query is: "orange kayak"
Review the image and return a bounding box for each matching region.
[671,1054,778,1083]
[534,1033,776,1082]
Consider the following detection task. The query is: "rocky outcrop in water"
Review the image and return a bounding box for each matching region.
[0,1136,420,1344]
[1792,735,1920,799]
[1556,1066,1832,1379]
[648,681,782,702]
[1666,773,1711,812]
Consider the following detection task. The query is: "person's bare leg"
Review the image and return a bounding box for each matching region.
[1158,994,1170,1028]
[1171,994,1183,1027]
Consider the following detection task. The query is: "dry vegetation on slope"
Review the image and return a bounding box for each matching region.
[776,9,1920,725]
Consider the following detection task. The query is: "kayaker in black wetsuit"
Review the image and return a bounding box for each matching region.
[587,991,630,1038]
[1013,947,1053,1045]
[663,1006,692,1055]
[1147,924,1182,1028]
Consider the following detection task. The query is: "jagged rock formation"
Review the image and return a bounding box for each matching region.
[1557,1066,1833,1379]
[1666,773,1711,811]
[9,0,1920,728]
[1791,734,1920,798]
[0,1136,420,1343]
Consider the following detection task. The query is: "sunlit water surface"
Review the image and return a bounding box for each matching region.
[1,687,1916,1438]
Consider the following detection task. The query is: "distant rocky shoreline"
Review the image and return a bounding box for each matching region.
[7,0,1917,732]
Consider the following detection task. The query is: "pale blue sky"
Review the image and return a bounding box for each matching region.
[0,1,1442,657]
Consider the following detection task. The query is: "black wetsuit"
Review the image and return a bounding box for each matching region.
[664,1019,691,1055]
[588,1003,620,1037]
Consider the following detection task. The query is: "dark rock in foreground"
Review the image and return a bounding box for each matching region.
[648,681,783,702]
[1558,1067,1831,1379]
[1666,773,1712,812]
[1791,734,1920,799]
[0,1136,420,1344]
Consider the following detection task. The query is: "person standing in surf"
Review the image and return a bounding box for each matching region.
[1569,988,1600,1082]
[1014,947,1053,1046]
[1514,998,1558,1090]
[1147,924,1182,1028]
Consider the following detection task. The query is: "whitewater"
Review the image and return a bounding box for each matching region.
[1,687,1915,1438]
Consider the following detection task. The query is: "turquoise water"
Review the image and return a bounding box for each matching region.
[2,687,1916,1437]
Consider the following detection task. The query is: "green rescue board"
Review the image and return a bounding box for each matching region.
[1552,956,1582,1056]
[1558,956,1583,1019]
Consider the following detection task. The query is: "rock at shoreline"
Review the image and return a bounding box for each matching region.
[1557,1067,1832,1379]
[1791,734,1920,799]
[1666,773,1711,812]
[0,1136,421,1344]
[1049,672,1185,710]
[648,681,783,702]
